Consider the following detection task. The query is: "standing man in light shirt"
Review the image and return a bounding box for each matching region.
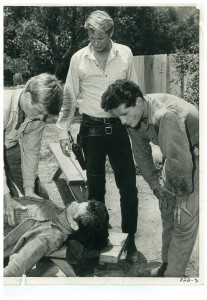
[4,73,63,227]
[56,10,139,262]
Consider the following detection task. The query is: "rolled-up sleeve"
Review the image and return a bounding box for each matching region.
[159,112,193,197]
[56,55,79,140]
[20,121,45,189]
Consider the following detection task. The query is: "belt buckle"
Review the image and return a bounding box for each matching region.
[105,126,112,134]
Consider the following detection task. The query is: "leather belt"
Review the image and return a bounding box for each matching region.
[82,113,121,125]
[80,125,114,137]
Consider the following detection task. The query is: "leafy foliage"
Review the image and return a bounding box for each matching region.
[4,6,199,85]
[172,44,199,106]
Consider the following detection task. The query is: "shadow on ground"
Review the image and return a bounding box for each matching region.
[94,252,161,277]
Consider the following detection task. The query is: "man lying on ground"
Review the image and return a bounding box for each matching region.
[4,197,109,277]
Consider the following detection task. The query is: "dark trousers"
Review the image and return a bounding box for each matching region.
[4,144,49,199]
[80,116,138,234]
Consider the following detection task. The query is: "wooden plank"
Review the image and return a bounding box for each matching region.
[107,230,128,246]
[134,56,145,93]
[166,55,171,94]
[99,231,128,264]
[49,143,87,184]
[144,55,155,93]
[46,231,128,265]
[52,167,62,181]
[50,258,76,277]
[99,246,126,264]
[153,54,168,93]
[69,185,88,203]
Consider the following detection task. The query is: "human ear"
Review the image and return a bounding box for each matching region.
[24,92,33,105]
[109,30,114,38]
[135,97,144,107]
[70,219,79,231]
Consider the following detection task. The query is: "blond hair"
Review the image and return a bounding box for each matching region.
[24,73,63,115]
[84,10,114,35]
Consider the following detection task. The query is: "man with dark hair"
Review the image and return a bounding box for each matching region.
[56,10,139,262]
[4,73,63,226]
[4,198,109,277]
[101,79,199,277]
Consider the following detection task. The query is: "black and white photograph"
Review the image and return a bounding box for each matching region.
[2,0,205,296]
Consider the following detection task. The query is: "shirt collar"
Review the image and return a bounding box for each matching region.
[84,39,119,60]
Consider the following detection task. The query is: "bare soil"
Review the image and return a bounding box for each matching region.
[37,118,199,278]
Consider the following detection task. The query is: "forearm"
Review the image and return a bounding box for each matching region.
[21,150,38,189]
[128,128,160,190]
[20,123,44,189]
[56,57,79,139]
[135,155,160,190]
[56,105,76,140]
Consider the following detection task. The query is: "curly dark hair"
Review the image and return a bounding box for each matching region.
[69,200,109,251]
[101,79,144,111]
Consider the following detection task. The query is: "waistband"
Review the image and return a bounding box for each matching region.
[82,113,121,125]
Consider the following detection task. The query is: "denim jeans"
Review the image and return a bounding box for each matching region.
[4,143,49,198]
[80,116,138,234]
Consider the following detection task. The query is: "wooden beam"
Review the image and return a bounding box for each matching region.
[50,143,87,185]
[99,231,129,264]
[50,258,76,277]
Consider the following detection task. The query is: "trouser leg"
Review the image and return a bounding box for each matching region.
[161,195,175,263]
[4,144,49,199]
[34,178,49,199]
[4,236,49,277]
[165,157,199,277]
[82,135,106,203]
[108,127,138,234]
[4,144,24,196]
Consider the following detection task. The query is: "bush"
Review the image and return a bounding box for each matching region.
[172,44,199,107]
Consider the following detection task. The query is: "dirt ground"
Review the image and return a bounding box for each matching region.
[36,118,199,278]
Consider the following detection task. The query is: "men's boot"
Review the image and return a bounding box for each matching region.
[150,262,168,277]
[126,234,138,263]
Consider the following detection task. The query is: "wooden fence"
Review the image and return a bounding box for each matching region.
[134,54,183,97]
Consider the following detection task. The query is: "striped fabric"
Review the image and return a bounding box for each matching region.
[4,197,64,236]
